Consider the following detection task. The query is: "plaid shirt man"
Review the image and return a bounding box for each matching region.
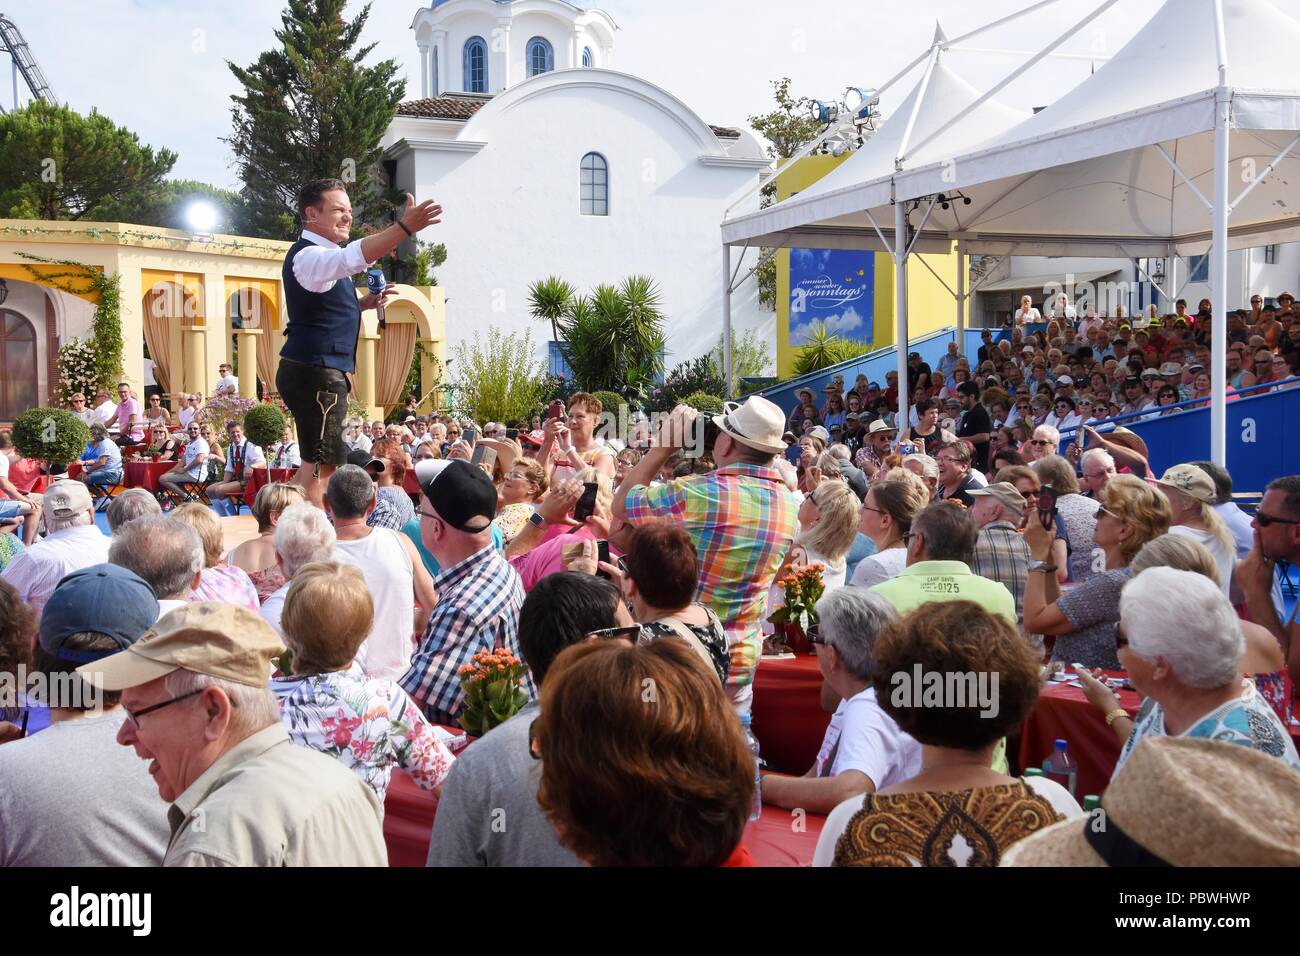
[623,462,799,707]
[969,520,1031,627]
[400,544,529,725]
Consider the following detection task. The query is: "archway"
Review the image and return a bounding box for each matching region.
[0,309,37,420]
[141,274,206,403]
[225,284,280,400]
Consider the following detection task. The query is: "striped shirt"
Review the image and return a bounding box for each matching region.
[400,545,529,726]
[623,463,799,699]
[970,521,1031,626]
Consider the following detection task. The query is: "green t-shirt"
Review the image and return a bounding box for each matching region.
[868,560,1017,627]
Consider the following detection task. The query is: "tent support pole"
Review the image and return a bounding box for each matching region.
[1210,87,1230,467]
[895,199,909,423]
[1167,254,1178,313]
[1229,133,1300,213]
[722,244,733,399]
[1154,144,1214,211]
[956,246,966,343]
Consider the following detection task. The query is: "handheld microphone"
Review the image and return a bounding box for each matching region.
[366,266,387,329]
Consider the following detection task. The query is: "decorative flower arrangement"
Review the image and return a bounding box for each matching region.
[196,394,257,438]
[457,648,530,737]
[57,338,100,405]
[766,564,826,654]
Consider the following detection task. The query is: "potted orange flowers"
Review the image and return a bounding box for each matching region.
[767,563,826,655]
[457,648,530,737]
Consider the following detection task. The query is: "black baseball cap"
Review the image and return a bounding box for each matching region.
[416,459,496,533]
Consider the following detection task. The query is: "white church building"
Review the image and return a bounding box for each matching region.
[382,0,772,369]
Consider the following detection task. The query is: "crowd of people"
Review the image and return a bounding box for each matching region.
[1,288,1299,867]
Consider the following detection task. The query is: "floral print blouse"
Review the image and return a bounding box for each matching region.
[272,664,457,809]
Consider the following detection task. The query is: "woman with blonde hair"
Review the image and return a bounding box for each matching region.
[169,503,260,610]
[1023,474,1170,669]
[271,561,456,807]
[1153,464,1237,600]
[226,482,308,601]
[1129,534,1289,723]
[496,457,549,545]
[788,479,860,589]
[850,477,928,589]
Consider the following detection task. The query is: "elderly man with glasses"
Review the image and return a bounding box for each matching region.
[1025,424,1060,463]
[79,603,387,866]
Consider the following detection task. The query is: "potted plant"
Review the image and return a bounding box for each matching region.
[243,402,287,452]
[457,648,530,737]
[766,564,827,655]
[12,407,90,476]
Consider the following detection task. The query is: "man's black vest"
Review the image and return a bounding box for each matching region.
[280,237,362,373]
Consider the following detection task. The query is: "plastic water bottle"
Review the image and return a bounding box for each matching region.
[1082,795,1101,813]
[1022,767,1044,778]
[1041,738,1078,796]
[739,712,762,821]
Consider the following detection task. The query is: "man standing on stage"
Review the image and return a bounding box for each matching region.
[277,179,442,507]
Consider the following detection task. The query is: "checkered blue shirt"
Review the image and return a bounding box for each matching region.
[399,545,529,726]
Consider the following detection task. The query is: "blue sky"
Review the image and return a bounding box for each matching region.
[11,0,1300,189]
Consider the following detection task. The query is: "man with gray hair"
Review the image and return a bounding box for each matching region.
[1078,448,1116,499]
[1,480,110,623]
[79,603,387,865]
[108,515,204,619]
[1027,423,1060,463]
[261,501,336,636]
[761,588,921,814]
[106,488,162,533]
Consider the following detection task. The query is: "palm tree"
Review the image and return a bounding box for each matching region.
[527,276,576,347]
[557,276,666,395]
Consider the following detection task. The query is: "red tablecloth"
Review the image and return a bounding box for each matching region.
[1022,675,1300,799]
[124,460,175,493]
[245,467,297,502]
[382,728,826,867]
[1020,676,1139,799]
[751,654,829,775]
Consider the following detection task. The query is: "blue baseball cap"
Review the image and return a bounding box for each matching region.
[38,564,160,663]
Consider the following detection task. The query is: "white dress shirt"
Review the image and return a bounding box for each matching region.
[91,401,118,427]
[1,524,112,623]
[293,229,369,294]
[224,441,265,480]
[214,374,239,395]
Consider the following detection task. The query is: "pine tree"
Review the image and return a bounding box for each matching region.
[225,0,405,239]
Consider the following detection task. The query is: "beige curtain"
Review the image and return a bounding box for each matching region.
[142,308,173,394]
[255,329,276,398]
[376,322,417,408]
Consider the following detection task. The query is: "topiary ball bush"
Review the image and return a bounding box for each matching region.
[12,407,90,472]
[590,390,625,417]
[681,392,726,415]
[243,402,287,451]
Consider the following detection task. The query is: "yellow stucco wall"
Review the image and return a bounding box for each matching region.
[772,158,958,377]
[0,220,447,418]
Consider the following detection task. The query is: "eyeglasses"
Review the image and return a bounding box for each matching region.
[528,720,542,761]
[1255,511,1300,527]
[902,532,915,545]
[1029,439,1053,446]
[806,623,827,645]
[122,689,204,729]
[1097,506,1122,521]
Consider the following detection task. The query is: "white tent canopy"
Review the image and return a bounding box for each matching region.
[720,0,1300,464]
[721,26,1028,255]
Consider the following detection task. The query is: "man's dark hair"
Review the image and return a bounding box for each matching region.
[518,573,622,686]
[912,501,979,563]
[0,430,13,451]
[957,381,980,400]
[1265,475,1300,518]
[298,178,348,218]
[1190,460,1233,506]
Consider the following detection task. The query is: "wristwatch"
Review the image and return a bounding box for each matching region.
[1028,560,1058,574]
[528,510,546,529]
